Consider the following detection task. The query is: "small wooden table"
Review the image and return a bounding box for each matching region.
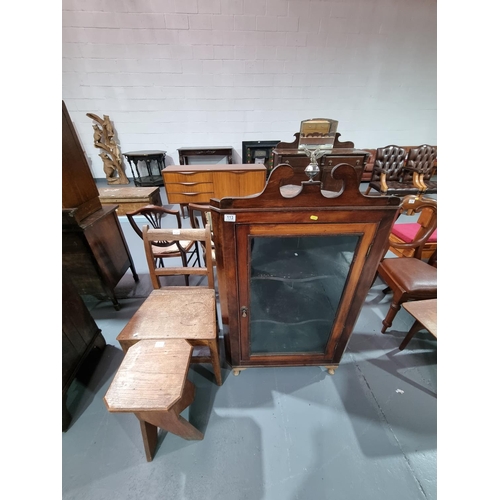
[98,186,162,216]
[104,339,203,462]
[401,299,437,350]
[123,150,166,187]
[178,146,233,165]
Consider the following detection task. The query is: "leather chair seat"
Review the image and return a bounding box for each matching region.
[379,257,437,293]
[368,180,420,195]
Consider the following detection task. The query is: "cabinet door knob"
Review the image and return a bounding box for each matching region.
[241,306,248,318]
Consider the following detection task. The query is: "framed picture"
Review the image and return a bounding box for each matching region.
[242,140,281,171]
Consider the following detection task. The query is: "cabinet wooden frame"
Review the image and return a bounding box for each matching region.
[210,164,400,370]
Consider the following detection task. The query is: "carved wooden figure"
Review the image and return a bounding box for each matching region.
[87,112,129,185]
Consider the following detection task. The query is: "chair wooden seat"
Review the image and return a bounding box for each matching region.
[104,339,203,461]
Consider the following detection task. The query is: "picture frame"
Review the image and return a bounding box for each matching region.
[242,140,281,171]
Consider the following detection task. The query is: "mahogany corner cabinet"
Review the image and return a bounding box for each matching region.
[210,163,400,376]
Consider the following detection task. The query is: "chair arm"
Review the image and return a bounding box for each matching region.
[379,172,388,194]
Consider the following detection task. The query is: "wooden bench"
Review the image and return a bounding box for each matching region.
[98,186,162,216]
[103,339,203,462]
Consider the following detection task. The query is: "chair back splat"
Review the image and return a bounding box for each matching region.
[126,205,201,285]
[143,224,214,290]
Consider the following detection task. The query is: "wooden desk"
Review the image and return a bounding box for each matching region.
[178,146,233,165]
[401,299,437,350]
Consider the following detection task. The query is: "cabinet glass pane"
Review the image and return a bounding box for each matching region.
[249,235,359,355]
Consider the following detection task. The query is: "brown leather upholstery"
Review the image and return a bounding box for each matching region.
[403,145,437,193]
[405,144,437,178]
[371,145,407,183]
[376,257,437,333]
[378,258,437,293]
[365,144,437,196]
[367,145,419,195]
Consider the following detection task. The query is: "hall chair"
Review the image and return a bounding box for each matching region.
[387,195,437,261]
[126,205,201,286]
[116,224,222,385]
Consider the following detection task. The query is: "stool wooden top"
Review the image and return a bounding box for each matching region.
[403,299,437,338]
[104,339,192,412]
[116,289,216,343]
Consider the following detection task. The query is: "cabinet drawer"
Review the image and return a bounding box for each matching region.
[166,182,214,194]
[322,155,366,169]
[163,172,213,183]
[167,191,215,204]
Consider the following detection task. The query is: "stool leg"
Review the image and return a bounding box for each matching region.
[207,339,222,386]
[136,381,204,441]
[399,319,423,350]
[138,418,158,462]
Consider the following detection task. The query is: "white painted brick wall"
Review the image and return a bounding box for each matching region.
[62,0,437,178]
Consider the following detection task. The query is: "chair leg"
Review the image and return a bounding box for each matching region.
[399,319,423,350]
[364,186,372,195]
[207,339,222,386]
[381,291,404,333]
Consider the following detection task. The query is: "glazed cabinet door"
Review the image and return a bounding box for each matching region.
[235,222,377,365]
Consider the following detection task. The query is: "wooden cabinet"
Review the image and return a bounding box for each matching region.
[62,270,105,431]
[62,101,138,309]
[62,206,138,310]
[62,101,102,223]
[210,164,400,374]
[162,164,267,205]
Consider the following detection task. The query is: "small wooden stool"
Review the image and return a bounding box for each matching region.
[104,339,203,462]
[116,288,222,385]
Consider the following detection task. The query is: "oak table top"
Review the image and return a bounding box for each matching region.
[403,299,437,338]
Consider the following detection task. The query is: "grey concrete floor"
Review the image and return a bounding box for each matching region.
[62,182,437,500]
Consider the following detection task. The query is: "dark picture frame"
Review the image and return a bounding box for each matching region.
[242,140,281,172]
